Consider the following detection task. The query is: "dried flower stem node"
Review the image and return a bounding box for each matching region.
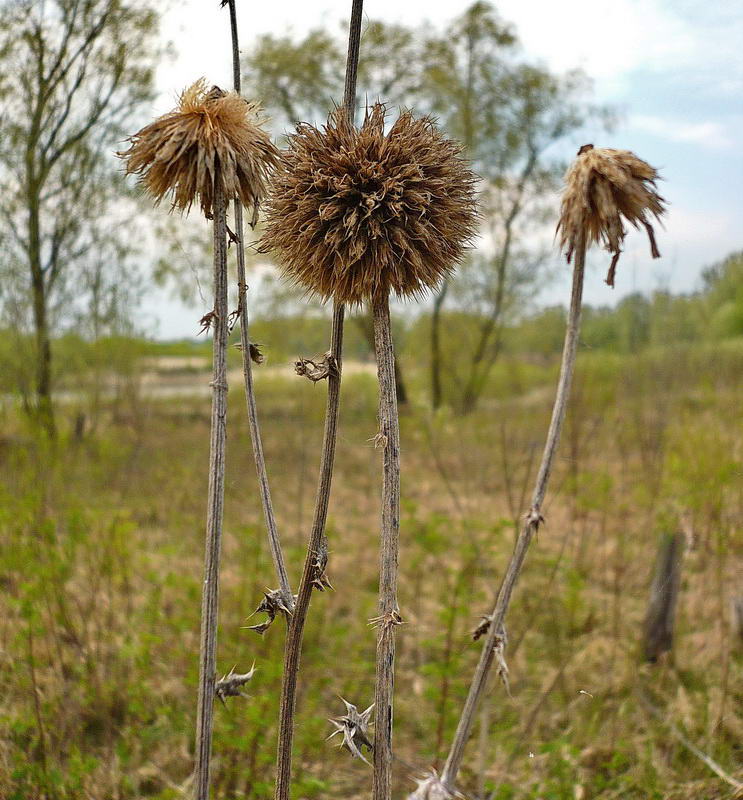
[118,78,279,219]
[557,144,666,286]
[261,102,479,305]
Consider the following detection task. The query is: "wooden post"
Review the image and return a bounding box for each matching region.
[643,532,683,663]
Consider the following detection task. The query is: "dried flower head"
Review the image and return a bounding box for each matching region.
[557,144,666,287]
[260,103,479,304]
[118,78,279,219]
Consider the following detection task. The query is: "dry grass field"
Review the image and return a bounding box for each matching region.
[1,342,741,799]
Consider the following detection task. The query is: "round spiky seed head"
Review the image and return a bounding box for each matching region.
[557,144,666,286]
[118,78,279,219]
[260,103,480,304]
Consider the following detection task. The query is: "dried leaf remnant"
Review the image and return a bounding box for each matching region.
[327,699,375,764]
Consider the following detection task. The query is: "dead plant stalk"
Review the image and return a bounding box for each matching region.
[435,144,665,795]
[119,72,279,800]
[441,236,587,791]
[194,184,229,800]
[372,290,402,800]
[223,0,291,607]
[273,3,363,799]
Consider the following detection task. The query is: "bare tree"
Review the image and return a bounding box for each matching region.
[0,0,159,434]
[244,3,604,414]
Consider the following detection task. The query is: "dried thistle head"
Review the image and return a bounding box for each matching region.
[557,144,666,286]
[260,103,479,304]
[118,78,279,219]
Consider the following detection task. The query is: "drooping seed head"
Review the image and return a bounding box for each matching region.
[260,103,480,304]
[118,78,279,219]
[557,144,666,286]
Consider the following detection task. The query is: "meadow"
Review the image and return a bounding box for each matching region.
[1,335,741,799]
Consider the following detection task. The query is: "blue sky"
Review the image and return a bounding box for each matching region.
[142,0,743,338]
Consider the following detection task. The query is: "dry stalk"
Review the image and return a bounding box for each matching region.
[222,0,292,610]
[435,145,665,796]
[272,3,363,799]
[258,11,477,799]
[371,291,403,800]
[193,183,229,800]
[120,61,278,800]
[438,237,587,792]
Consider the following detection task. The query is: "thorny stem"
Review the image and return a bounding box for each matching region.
[273,3,363,800]
[372,292,402,800]
[440,238,586,791]
[194,184,229,800]
[274,306,345,800]
[224,0,292,607]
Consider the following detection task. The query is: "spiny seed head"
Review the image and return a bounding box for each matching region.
[118,78,279,218]
[260,103,480,304]
[557,144,666,287]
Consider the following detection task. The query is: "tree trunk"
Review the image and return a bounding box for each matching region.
[643,532,683,663]
[430,281,448,410]
[28,197,55,437]
[732,597,743,647]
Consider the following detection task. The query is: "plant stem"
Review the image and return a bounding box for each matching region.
[441,238,586,791]
[224,0,292,606]
[194,184,229,800]
[274,304,344,800]
[273,5,363,799]
[372,291,402,800]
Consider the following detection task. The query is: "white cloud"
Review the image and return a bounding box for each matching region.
[631,115,733,149]
[496,0,694,80]
[160,1,742,103]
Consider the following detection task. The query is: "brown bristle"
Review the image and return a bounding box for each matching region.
[556,146,666,286]
[118,78,279,218]
[259,103,480,304]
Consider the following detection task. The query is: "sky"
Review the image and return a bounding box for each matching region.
[142,0,743,338]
